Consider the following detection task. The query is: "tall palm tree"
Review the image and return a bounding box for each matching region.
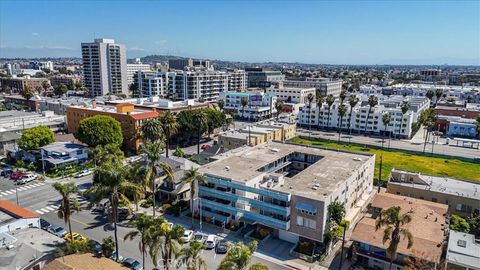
[218,241,268,270]
[434,89,443,106]
[339,90,347,104]
[426,89,435,106]
[325,94,335,129]
[348,94,359,134]
[306,93,314,131]
[124,213,154,270]
[141,118,163,143]
[149,219,185,270]
[274,100,284,121]
[178,240,208,270]
[193,111,208,155]
[90,144,124,168]
[53,182,80,241]
[182,167,207,227]
[399,101,410,139]
[316,95,325,130]
[382,113,391,149]
[419,108,437,154]
[337,104,347,143]
[141,141,175,217]
[364,95,378,134]
[160,112,179,158]
[240,97,249,120]
[375,206,413,270]
[86,163,139,260]
[126,163,147,211]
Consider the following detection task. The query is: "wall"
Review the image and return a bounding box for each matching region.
[0,218,40,233]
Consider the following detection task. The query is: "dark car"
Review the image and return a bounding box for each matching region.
[40,219,50,230]
[108,207,130,221]
[215,240,229,254]
[89,239,102,256]
[10,171,24,181]
[122,258,143,270]
[0,168,12,177]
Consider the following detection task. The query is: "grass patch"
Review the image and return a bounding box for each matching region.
[289,137,480,182]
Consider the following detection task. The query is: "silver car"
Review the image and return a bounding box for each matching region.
[47,224,67,238]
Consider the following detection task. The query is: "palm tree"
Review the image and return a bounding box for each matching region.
[124,213,154,270]
[141,118,163,143]
[364,95,378,134]
[160,112,178,158]
[141,141,175,217]
[149,219,185,270]
[86,163,139,260]
[337,104,347,143]
[382,113,391,149]
[178,240,207,270]
[218,241,268,270]
[90,144,124,168]
[325,94,335,129]
[102,236,115,258]
[182,167,207,227]
[434,89,443,106]
[274,100,284,120]
[217,99,225,111]
[126,163,147,211]
[339,90,347,104]
[193,111,208,155]
[426,89,434,105]
[20,85,34,100]
[240,97,248,120]
[419,108,437,154]
[375,206,413,270]
[306,93,315,131]
[399,101,410,139]
[42,81,50,92]
[316,95,325,130]
[348,94,359,134]
[53,182,80,241]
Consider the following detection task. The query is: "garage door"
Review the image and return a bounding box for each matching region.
[279,229,299,243]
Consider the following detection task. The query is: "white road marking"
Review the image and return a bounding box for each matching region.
[45,206,56,211]
[4,191,14,195]
[35,209,44,214]
[0,192,8,196]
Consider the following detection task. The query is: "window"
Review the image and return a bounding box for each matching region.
[296,216,316,229]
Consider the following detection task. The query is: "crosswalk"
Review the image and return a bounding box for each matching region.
[0,182,46,197]
[35,204,60,215]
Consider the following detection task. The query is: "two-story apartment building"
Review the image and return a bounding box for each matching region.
[197,142,375,245]
[40,142,88,169]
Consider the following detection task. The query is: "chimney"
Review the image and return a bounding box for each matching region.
[92,100,96,109]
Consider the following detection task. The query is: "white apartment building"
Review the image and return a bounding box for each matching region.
[81,38,128,97]
[218,91,277,120]
[126,63,151,85]
[134,71,170,98]
[266,85,316,104]
[29,61,54,71]
[226,69,247,91]
[298,95,430,138]
[282,78,343,97]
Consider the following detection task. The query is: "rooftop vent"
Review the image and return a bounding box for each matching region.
[457,240,467,248]
[271,148,279,153]
[353,157,362,161]
[225,166,230,171]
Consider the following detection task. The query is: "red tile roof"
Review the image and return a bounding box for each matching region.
[0,200,40,219]
[130,111,160,120]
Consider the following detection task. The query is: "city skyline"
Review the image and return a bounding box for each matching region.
[0,0,479,65]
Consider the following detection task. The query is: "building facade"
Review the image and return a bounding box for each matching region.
[0,77,49,92]
[126,63,151,85]
[266,86,316,104]
[446,230,480,270]
[219,91,277,121]
[197,142,375,244]
[81,38,128,97]
[282,79,343,97]
[246,67,285,88]
[49,75,82,88]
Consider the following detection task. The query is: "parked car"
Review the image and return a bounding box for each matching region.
[47,225,67,238]
[75,169,93,178]
[215,240,229,254]
[122,258,143,270]
[40,219,50,230]
[193,232,206,244]
[201,144,211,150]
[10,171,25,181]
[95,198,110,212]
[64,232,88,244]
[182,230,194,242]
[15,174,36,185]
[89,239,103,256]
[110,251,123,262]
[0,168,12,177]
[205,234,216,249]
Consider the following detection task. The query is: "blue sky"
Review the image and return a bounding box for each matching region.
[1,0,479,65]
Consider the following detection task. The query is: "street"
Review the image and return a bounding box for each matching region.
[0,174,293,270]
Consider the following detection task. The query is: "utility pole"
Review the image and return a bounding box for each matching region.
[378,154,383,193]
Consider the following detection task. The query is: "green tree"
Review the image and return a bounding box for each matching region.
[20,85,34,100]
[54,84,68,96]
[274,100,284,120]
[129,84,141,97]
[124,213,154,269]
[476,115,480,139]
[89,144,125,168]
[18,125,55,150]
[426,89,435,104]
[76,115,123,147]
[240,97,249,119]
[218,241,268,270]
[217,99,225,111]
[102,236,116,258]
[306,93,314,131]
[364,95,378,134]
[382,113,392,148]
[434,89,443,106]
[339,90,347,104]
[178,240,207,270]
[42,81,50,92]
[173,146,185,158]
[328,201,346,224]
[348,94,359,134]
[125,163,147,211]
[149,219,185,270]
[467,213,480,238]
[141,141,175,217]
[182,167,207,227]
[193,111,208,154]
[375,206,413,270]
[316,95,324,129]
[419,108,437,153]
[53,182,80,243]
[450,214,470,233]
[160,111,179,158]
[74,81,84,91]
[141,118,163,143]
[325,94,335,129]
[337,103,347,143]
[399,101,410,139]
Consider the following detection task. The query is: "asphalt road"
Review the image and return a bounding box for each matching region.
[0,174,292,270]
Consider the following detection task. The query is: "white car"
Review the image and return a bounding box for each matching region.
[205,234,217,249]
[16,174,36,185]
[182,230,194,242]
[75,169,93,178]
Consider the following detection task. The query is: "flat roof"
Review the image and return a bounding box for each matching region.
[390,169,480,200]
[446,230,480,268]
[200,142,373,199]
[351,193,448,263]
[0,200,39,219]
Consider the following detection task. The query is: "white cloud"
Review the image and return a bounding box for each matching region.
[32,32,39,36]
[128,47,146,51]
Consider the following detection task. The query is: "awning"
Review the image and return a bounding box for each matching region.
[295,202,317,214]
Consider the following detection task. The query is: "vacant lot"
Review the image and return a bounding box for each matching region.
[289,137,480,181]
